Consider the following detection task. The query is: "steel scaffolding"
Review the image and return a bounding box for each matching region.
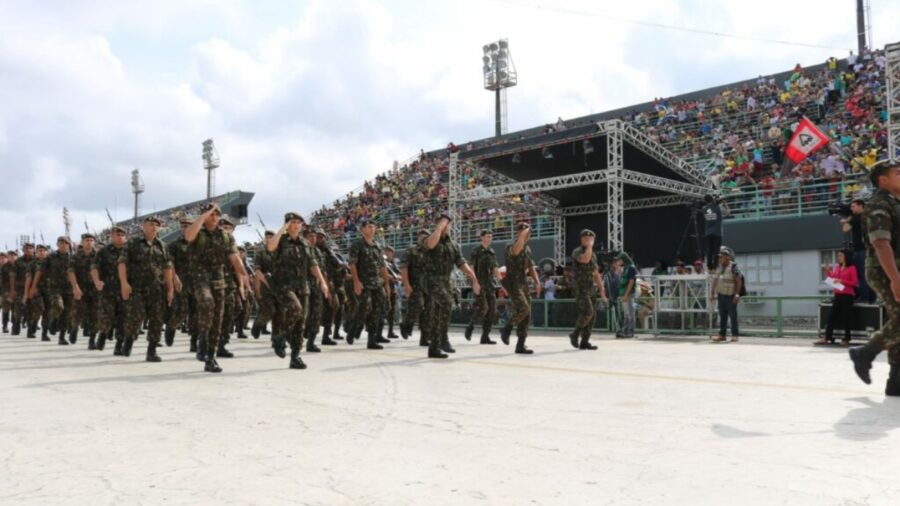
[887,42,900,163]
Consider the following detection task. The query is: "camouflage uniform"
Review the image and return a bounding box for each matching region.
[26,255,49,338]
[10,253,34,335]
[303,244,326,348]
[503,242,534,339]
[318,243,348,340]
[272,233,317,353]
[236,256,254,336]
[1,258,11,332]
[467,245,497,337]
[93,244,126,343]
[400,243,428,341]
[253,248,279,335]
[220,261,239,347]
[119,236,172,345]
[348,237,386,343]
[41,249,74,340]
[572,245,599,339]
[863,188,900,364]
[165,236,192,341]
[342,275,358,335]
[422,235,466,348]
[189,226,236,356]
[69,248,99,340]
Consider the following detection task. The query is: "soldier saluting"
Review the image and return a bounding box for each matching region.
[570,229,607,350]
[500,222,541,354]
[850,162,900,396]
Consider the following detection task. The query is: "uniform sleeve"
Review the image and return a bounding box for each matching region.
[227,238,238,257]
[866,199,894,244]
[66,256,77,275]
[348,241,360,266]
[590,254,599,273]
[572,247,585,265]
[161,241,174,270]
[117,241,130,265]
[453,242,466,269]
[307,244,319,269]
[39,257,49,273]
[400,249,412,269]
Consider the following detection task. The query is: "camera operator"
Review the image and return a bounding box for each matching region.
[699,195,731,271]
[842,199,874,303]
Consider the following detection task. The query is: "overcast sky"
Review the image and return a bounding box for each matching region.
[1,0,898,248]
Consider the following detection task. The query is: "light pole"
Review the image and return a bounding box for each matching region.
[131,169,144,220]
[482,39,517,137]
[202,138,220,200]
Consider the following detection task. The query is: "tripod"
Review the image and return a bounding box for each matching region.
[675,204,703,263]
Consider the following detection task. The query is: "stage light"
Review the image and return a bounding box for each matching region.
[583,139,594,155]
[542,147,553,159]
[512,152,521,164]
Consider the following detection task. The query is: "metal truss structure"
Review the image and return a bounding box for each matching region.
[888,42,900,163]
[449,119,716,259]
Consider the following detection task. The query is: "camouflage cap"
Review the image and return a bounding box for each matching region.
[57,236,70,244]
[480,229,493,237]
[580,229,596,237]
[219,215,235,227]
[7,250,17,255]
[315,228,328,237]
[202,202,221,214]
[112,225,127,234]
[81,233,96,240]
[384,245,395,253]
[22,242,34,249]
[284,212,304,223]
[360,219,375,227]
[418,229,431,237]
[237,245,246,252]
[719,246,735,260]
[36,244,48,251]
[179,217,193,225]
[143,215,162,225]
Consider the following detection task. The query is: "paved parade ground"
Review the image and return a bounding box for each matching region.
[1,330,900,505]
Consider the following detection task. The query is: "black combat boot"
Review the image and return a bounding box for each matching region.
[261,325,271,335]
[146,342,161,362]
[68,328,78,344]
[440,334,456,354]
[367,333,384,350]
[321,328,337,346]
[289,348,307,369]
[515,335,533,355]
[569,329,580,349]
[58,328,69,346]
[204,355,222,373]
[96,331,107,351]
[849,345,881,385]
[237,327,248,339]
[579,335,598,350]
[400,322,411,340]
[26,320,36,339]
[271,334,286,358]
[164,325,176,347]
[216,339,234,358]
[1,312,7,333]
[480,330,496,345]
[195,333,208,362]
[428,339,448,359]
[189,334,198,353]
[122,335,134,356]
[88,333,96,350]
[306,335,321,353]
[251,321,262,339]
[388,322,399,339]
[419,332,428,347]
[40,323,49,341]
[377,334,390,344]
[499,324,512,346]
[11,319,20,336]
[113,337,123,356]
[886,364,900,397]
[464,324,474,341]
[333,326,344,340]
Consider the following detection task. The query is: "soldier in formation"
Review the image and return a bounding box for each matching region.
[500,222,541,354]
[465,230,498,345]
[569,229,607,350]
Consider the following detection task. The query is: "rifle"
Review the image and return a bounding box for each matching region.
[257,213,268,232]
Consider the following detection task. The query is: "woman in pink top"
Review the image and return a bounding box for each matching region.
[816,250,859,346]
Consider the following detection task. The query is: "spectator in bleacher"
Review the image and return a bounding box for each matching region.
[817,249,858,346]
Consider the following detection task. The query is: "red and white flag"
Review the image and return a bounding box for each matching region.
[785,116,829,163]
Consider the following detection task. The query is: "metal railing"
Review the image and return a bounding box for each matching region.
[721,175,865,221]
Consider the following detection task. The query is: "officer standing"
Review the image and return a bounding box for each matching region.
[164,218,193,349]
[91,226,128,353]
[570,229,608,350]
[850,162,900,396]
[400,229,430,345]
[68,233,100,349]
[465,230,499,345]
[266,212,330,369]
[500,222,541,354]
[118,216,175,362]
[422,215,480,359]
[347,219,391,350]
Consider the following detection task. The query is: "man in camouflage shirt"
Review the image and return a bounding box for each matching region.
[422,215,481,359]
[30,237,75,345]
[68,233,100,349]
[216,216,242,359]
[850,162,900,396]
[570,229,608,350]
[383,246,401,339]
[465,230,499,345]
[303,228,327,352]
[266,212,329,370]
[23,245,48,340]
[183,204,248,373]
[118,216,175,362]
[317,229,346,344]
[1,252,13,333]
[235,245,254,340]
[164,218,193,349]
[348,219,390,350]
[9,244,35,336]
[501,222,541,354]
[400,229,430,346]
[252,231,278,340]
[91,226,128,353]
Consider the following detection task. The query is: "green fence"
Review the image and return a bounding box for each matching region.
[722,176,864,222]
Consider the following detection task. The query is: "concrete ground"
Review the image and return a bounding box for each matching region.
[1,328,899,506]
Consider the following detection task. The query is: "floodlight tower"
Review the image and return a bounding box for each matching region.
[131,169,144,220]
[202,138,220,199]
[482,39,517,137]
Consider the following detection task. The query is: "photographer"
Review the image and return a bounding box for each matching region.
[699,195,731,270]
[842,199,874,303]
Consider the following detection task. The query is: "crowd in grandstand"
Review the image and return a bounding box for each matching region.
[311,49,888,247]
